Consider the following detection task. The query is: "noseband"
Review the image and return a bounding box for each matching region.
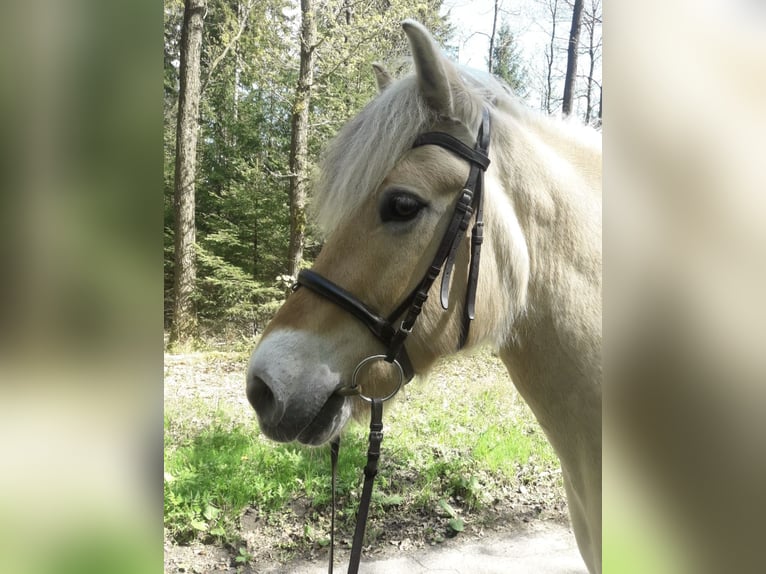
[292,107,491,573]
[294,107,491,396]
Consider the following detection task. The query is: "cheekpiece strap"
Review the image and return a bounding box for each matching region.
[411,108,492,350]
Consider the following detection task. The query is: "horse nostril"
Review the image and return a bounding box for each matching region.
[247,373,284,426]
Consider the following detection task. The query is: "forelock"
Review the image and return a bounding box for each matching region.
[313,76,437,234]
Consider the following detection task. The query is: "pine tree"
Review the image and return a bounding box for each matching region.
[490,24,528,98]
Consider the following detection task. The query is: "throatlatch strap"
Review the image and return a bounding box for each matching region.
[461,108,491,345]
[347,398,384,574]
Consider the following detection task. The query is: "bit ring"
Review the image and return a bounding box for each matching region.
[343,355,404,403]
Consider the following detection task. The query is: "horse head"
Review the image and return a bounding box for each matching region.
[246,21,528,445]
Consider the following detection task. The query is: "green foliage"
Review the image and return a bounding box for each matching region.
[235,546,253,564]
[165,0,294,331]
[439,499,465,533]
[311,0,452,145]
[164,416,288,542]
[195,243,284,332]
[490,23,529,98]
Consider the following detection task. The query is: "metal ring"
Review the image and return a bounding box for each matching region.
[348,355,405,403]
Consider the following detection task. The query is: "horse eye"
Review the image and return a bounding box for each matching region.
[380,192,426,223]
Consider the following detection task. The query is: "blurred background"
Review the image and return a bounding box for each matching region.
[0,0,764,572]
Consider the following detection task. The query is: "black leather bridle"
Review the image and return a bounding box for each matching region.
[292,107,491,573]
[295,106,491,397]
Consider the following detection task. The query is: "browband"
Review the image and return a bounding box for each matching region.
[412,132,491,170]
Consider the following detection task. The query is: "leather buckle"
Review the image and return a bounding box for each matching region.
[472,221,484,245]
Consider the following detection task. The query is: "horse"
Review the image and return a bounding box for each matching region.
[246,20,602,574]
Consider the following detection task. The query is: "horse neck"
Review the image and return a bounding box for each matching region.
[491,112,602,441]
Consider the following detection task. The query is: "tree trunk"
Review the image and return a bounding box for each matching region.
[170,0,206,345]
[562,0,584,116]
[287,0,316,279]
[233,1,241,129]
[545,0,559,114]
[597,84,602,126]
[584,44,594,123]
[584,0,601,124]
[488,0,500,74]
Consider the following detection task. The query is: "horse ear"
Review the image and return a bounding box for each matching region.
[372,63,393,92]
[402,20,454,115]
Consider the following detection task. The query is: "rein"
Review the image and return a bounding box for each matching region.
[294,107,491,573]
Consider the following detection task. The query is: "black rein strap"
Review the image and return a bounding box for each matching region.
[328,436,340,574]
[347,398,383,574]
[328,399,383,574]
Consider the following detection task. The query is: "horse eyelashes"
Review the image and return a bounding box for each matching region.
[380,191,427,223]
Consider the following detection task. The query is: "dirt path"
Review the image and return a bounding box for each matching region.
[165,520,584,574]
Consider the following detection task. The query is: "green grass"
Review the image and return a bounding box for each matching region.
[474,423,556,475]
[164,349,561,545]
[164,406,371,543]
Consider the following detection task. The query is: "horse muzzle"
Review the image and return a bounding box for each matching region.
[247,369,352,445]
[246,331,353,445]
